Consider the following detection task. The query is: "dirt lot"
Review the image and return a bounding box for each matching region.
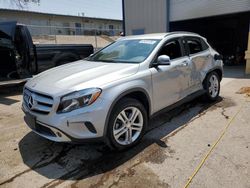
[0,67,249,188]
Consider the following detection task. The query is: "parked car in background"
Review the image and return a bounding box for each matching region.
[22,32,223,150]
[0,21,93,81]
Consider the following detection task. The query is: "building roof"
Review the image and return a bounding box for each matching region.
[0,8,122,22]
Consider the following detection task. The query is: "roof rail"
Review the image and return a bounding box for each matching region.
[164,31,200,37]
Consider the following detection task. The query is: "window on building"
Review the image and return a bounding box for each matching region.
[109,25,114,30]
[75,23,81,28]
[132,29,145,35]
[75,23,82,35]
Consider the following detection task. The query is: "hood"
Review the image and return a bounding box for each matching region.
[26,60,139,95]
[0,21,17,40]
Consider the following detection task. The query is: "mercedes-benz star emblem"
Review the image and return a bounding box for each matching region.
[28,95,34,109]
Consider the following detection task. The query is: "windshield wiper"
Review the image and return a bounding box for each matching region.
[87,59,138,64]
[88,59,116,63]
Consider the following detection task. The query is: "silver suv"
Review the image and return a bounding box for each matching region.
[22,32,223,150]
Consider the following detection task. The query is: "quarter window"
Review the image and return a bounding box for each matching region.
[158,40,182,60]
[200,38,209,51]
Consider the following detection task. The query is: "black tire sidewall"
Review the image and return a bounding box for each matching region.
[204,71,220,101]
[107,98,148,150]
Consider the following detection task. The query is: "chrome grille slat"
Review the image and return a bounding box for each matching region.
[23,88,53,115]
[34,104,51,112]
[33,95,53,105]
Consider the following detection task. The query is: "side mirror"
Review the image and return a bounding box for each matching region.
[214,54,223,61]
[156,55,171,66]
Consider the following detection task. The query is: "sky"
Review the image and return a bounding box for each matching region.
[0,0,122,20]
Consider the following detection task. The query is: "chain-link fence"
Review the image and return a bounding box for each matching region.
[26,24,122,50]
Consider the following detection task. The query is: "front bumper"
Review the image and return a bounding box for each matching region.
[22,97,111,142]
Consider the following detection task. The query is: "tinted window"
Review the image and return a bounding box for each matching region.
[200,38,209,51]
[186,38,203,55]
[159,40,182,60]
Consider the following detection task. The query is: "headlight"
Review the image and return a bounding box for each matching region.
[57,88,102,113]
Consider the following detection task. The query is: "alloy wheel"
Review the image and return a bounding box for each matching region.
[113,107,143,145]
[208,74,219,98]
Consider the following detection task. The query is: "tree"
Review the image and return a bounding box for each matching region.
[1,0,40,9]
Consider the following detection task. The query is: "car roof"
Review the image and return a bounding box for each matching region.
[119,32,202,40]
[122,33,168,40]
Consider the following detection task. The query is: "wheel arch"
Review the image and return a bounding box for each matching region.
[202,67,223,86]
[213,68,223,81]
[103,88,151,138]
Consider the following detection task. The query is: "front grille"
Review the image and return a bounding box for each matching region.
[23,88,53,115]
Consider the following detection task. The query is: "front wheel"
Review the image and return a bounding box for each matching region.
[107,98,148,150]
[203,71,220,101]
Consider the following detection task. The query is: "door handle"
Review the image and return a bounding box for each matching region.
[181,61,189,67]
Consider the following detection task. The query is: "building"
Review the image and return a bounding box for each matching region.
[122,0,169,35]
[123,0,250,74]
[0,9,122,36]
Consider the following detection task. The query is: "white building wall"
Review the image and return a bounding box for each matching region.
[124,0,168,35]
[170,0,250,22]
[0,10,122,35]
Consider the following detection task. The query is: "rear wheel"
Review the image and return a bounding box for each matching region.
[203,71,220,101]
[107,98,147,150]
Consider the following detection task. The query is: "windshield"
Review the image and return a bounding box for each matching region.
[88,39,160,63]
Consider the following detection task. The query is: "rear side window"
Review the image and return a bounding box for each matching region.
[158,40,182,60]
[186,38,203,55]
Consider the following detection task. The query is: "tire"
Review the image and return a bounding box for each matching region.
[107,98,148,150]
[203,71,220,101]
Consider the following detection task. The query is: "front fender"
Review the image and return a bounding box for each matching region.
[101,79,152,137]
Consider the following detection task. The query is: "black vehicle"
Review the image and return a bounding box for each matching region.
[0,21,94,81]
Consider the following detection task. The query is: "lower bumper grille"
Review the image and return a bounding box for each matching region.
[36,122,56,137]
